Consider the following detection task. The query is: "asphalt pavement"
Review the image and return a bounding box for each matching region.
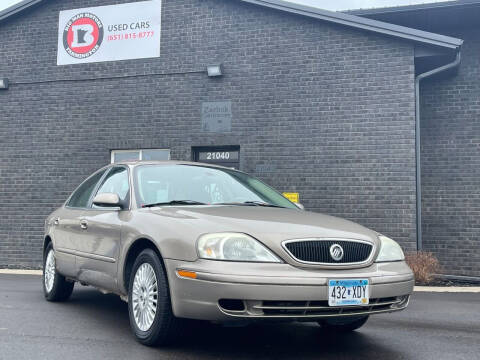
[0,274,479,360]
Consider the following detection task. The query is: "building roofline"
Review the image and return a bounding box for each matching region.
[0,0,43,22]
[347,0,480,16]
[239,0,463,49]
[0,0,463,49]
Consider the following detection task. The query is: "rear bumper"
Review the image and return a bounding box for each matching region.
[165,259,414,322]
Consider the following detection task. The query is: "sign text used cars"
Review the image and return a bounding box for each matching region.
[57,1,162,65]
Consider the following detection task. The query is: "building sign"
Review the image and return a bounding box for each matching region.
[197,150,239,163]
[255,164,276,173]
[201,101,232,133]
[57,1,162,65]
[283,192,300,203]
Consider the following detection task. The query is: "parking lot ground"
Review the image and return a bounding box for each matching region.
[0,274,479,360]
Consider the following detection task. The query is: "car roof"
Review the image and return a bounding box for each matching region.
[114,160,237,171]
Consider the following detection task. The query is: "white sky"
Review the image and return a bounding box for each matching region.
[0,0,24,13]
[0,0,455,13]
[284,0,453,11]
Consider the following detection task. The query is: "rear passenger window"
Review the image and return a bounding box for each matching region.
[67,170,106,208]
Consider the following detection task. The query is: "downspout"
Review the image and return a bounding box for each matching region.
[415,50,461,251]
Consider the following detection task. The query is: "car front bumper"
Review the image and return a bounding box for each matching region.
[165,259,414,322]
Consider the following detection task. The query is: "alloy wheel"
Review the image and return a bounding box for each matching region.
[132,263,158,331]
[44,249,56,293]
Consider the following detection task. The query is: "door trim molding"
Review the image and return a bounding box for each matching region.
[56,247,116,263]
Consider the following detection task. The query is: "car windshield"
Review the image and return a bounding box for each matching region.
[134,164,298,209]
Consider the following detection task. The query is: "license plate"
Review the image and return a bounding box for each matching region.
[328,279,369,306]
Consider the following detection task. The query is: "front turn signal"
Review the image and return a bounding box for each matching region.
[177,270,197,279]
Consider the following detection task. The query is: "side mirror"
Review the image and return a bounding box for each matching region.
[92,193,122,209]
[295,203,305,210]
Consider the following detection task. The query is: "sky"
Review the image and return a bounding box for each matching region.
[287,0,453,11]
[0,0,25,12]
[0,0,454,13]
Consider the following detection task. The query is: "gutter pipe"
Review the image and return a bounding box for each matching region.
[415,50,462,251]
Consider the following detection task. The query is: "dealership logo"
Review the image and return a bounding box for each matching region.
[329,244,344,261]
[63,12,104,59]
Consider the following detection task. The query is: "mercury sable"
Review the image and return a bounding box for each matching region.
[43,161,414,346]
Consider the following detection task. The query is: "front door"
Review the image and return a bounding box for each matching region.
[76,166,130,292]
[192,146,240,169]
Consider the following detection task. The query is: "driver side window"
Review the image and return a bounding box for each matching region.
[67,170,107,208]
[94,167,130,207]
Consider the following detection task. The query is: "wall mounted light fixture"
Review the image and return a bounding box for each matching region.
[0,78,9,90]
[207,64,223,77]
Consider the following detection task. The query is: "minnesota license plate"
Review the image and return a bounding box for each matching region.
[328,279,369,306]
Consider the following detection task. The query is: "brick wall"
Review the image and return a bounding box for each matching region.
[420,28,480,277]
[0,0,417,268]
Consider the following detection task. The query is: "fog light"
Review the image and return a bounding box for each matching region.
[219,299,245,311]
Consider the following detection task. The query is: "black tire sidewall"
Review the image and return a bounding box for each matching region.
[42,243,74,302]
[43,243,59,300]
[128,248,174,345]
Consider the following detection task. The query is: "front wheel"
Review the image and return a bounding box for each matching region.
[43,243,74,302]
[128,248,180,346]
[318,316,369,332]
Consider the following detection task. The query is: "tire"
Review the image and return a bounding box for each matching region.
[43,243,74,302]
[318,316,369,332]
[128,248,181,346]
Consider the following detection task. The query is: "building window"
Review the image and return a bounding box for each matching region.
[111,149,170,163]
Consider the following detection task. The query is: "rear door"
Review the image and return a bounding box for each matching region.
[54,169,107,277]
[76,166,130,292]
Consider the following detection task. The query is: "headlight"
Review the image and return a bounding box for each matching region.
[197,233,281,262]
[376,235,405,262]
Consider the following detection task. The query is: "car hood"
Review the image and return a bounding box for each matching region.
[145,206,380,266]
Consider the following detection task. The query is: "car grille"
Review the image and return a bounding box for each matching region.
[259,298,398,316]
[218,296,410,318]
[283,239,373,265]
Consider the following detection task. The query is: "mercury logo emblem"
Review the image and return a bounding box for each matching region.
[63,12,104,59]
[330,244,344,261]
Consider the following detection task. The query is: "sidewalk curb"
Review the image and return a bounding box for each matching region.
[0,269,42,276]
[414,286,480,293]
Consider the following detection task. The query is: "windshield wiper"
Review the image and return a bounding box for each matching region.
[217,201,285,208]
[243,201,285,208]
[142,200,207,208]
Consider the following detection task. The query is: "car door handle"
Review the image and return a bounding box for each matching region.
[80,220,88,230]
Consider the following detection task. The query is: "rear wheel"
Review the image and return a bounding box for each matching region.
[128,248,180,346]
[43,243,74,302]
[318,316,369,332]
